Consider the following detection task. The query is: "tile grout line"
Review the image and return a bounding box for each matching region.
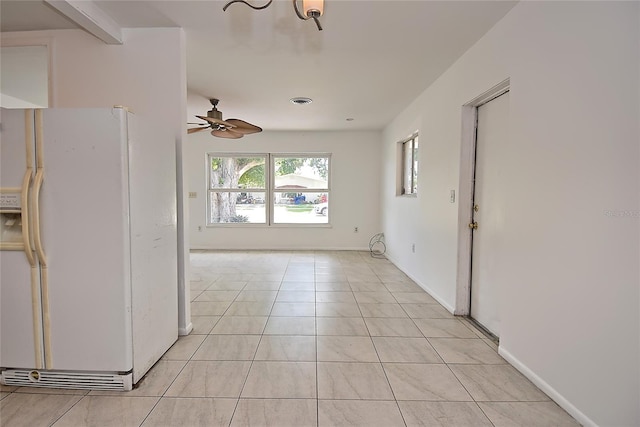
[474,400,498,427]
[226,271,279,426]
[184,272,252,425]
[370,268,410,427]
[44,391,87,427]
[314,254,320,427]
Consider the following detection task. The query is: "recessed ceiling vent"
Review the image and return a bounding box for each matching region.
[290,97,313,105]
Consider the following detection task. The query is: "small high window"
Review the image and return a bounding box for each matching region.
[400,134,419,195]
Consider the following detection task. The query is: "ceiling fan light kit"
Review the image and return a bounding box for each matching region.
[188,99,262,139]
[223,0,324,31]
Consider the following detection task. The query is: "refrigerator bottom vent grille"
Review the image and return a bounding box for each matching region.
[1,369,133,391]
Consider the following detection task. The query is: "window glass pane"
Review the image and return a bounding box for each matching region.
[209,156,266,189]
[412,138,418,194]
[401,137,418,195]
[274,157,328,190]
[273,192,328,224]
[209,191,266,223]
[403,141,413,194]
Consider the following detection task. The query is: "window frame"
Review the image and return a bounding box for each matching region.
[206,153,268,226]
[270,153,331,226]
[399,133,419,196]
[206,152,331,227]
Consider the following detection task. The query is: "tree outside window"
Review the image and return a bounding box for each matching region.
[209,155,266,223]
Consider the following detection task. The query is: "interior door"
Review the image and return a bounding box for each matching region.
[470,91,509,338]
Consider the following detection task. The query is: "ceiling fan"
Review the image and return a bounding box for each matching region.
[188,99,262,139]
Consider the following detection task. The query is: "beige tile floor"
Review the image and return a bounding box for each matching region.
[0,250,581,426]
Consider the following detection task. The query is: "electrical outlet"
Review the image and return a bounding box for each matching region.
[189,192,197,198]
[411,243,416,253]
[354,227,358,233]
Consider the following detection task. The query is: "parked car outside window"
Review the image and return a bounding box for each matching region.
[314,202,328,216]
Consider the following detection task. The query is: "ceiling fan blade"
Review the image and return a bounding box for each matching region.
[188,126,210,134]
[211,129,243,139]
[225,119,262,135]
[196,115,236,128]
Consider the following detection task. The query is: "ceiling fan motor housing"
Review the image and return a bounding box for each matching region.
[208,98,223,120]
[208,108,223,120]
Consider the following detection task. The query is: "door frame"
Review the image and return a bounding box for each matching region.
[454,78,510,316]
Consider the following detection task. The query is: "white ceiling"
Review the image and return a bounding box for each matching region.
[1,0,516,131]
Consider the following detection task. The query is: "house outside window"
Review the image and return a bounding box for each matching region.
[207,153,330,225]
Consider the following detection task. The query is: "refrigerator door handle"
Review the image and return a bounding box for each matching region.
[21,166,46,369]
[32,169,47,267]
[34,168,52,368]
[20,169,36,266]
[33,109,52,368]
[33,110,47,267]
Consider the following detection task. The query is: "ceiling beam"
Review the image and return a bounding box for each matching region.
[43,0,123,45]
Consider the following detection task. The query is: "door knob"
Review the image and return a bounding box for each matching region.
[468,222,478,230]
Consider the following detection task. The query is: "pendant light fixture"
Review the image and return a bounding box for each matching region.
[223,0,324,31]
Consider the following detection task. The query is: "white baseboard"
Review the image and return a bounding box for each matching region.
[383,253,456,314]
[499,346,597,427]
[178,322,193,336]
[383,253,596,426]
[190,246,370,252]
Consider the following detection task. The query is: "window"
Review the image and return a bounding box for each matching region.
[401,134,418,195]
[208,154,267,223]
[207,153,330,225]
[272,155,329,224]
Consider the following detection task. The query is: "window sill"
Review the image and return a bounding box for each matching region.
[205,223,333,228]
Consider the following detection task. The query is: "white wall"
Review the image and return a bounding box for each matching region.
[187,125,382,250]
[1,28,191,334]
[381,2,639,427]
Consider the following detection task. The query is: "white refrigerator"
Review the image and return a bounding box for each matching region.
[0,107,178,390]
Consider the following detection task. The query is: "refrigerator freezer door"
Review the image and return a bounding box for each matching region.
[38,108,133,372]
[0,253,42,369]
[0,108,44,369]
